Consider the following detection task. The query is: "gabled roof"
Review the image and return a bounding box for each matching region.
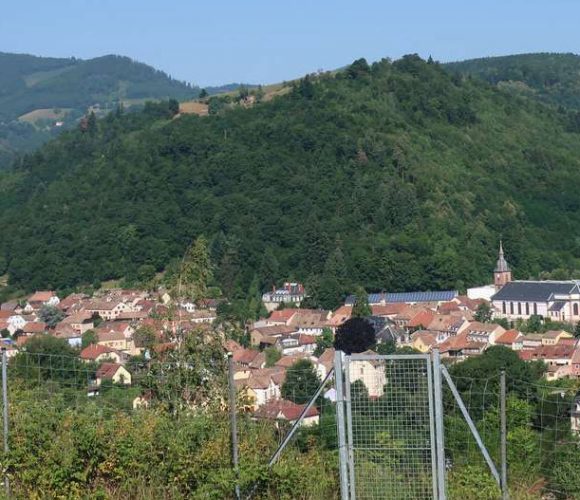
[22,322,47,333]
[80,343,117,360]
[254,399,318,421]
[491,281,579,302]
[28,291,56,303]
[495,329,522,345]
[96,362,126,379]
[268,309,298,323]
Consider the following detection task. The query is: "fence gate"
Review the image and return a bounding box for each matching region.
[334,352,439,500]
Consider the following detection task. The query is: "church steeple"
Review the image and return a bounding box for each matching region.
[494,241,512,289]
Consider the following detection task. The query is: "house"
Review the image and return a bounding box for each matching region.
[264,309,298,326]
[237,368,286,409]
[410,330,440,353]
[463,322,505,345]
[96,330,129,351]
[348,350,387,398]
[541,330,573,346]
[406,310,436,332]
[274,353,314,369]
[250,325,297,347]
[26,291,60,311]
[57,293,88,313]
[56,311,94,334]
[21,322,47,335]
[54,326,83,348]
[97,321,134,339]
[520,344,577,380]
[427,315,470,339]
[521,333,544,350]
[188,309,216,324]
[439,332,487,361]
[316,348,335,379]
[133,390,153,410]
[95,363,132,386]
[371,303,408,318]
[492,280,580,322]
[84,299,129,320]
[495,329,524,350]
[288,309,330,335]
[262,283,306,312]
[253,399,319,427]
[80,344,125,363]
[275,333,317,356]
[232,348,261,379]
[327,306,352,331]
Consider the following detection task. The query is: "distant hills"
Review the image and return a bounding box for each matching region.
[3,55,580,305]
[446,53,580,110]
[0,52,250,168]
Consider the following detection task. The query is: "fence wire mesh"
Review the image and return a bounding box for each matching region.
[345,354,435,500]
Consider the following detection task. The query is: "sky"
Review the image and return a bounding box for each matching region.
[1,0,579,87]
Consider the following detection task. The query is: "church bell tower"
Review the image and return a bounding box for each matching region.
[494,241,512,290]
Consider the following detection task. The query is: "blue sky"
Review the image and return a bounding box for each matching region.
[1,0,579,86]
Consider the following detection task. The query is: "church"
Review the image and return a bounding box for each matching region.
[490,244,580,323]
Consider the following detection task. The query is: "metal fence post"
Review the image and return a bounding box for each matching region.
[432,349,446,500]
[343,356,356,500]
[500,370,509,500]
[334,351,349,500]
[2,349,9,497]
[227,353,241,500]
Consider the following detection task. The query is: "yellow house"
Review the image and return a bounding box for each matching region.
[96,363,132,386]
[411,331,439,353]
[542,330,573,346]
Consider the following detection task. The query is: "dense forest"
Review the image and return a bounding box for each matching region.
[3,55,580,306]
[0,53,201,168]
[446,53,580,110]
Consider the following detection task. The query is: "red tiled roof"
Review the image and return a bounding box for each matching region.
[298,333,317,346]
[372,303,407,316]
[254,399,318,421]
[268,309,297,323]
[22,322,47,333]
[408,310,435,329]
[28,291,55,303]
[232,348,260,364]
[80,344,116,360]
[496,329,521,345]
[96,362,125,379]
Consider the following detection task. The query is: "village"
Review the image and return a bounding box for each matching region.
[2,243,580,429]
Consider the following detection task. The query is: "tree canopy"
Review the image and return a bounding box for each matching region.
[5,55,580,305]
[334,317,376,354]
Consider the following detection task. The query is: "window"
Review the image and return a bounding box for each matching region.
[360,367,364,375]
[574,303,579,316]
[510,302,514,314]
[533,303,537,315]
[502,302,506,314]
[517,302,522,315]
[525,303,529,315]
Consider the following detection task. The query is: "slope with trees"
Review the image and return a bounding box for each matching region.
[4,56,580,307]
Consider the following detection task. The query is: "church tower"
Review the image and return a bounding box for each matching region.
[494,241,512,290]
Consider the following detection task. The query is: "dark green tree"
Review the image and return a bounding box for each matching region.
[81,329,98,349]
[351,286,371,318]
[314,327,334,357]
[281,359,320,405]
[334,318,376,354]
[474,302,493,323]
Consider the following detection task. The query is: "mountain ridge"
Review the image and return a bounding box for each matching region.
[3,55,580,307]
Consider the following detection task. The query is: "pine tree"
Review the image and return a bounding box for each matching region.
[177,236,213,301]
[351,286,372,318]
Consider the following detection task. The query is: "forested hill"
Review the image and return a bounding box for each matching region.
[445,53,580,110]
[3,55,580,307]
[0,52,198,168]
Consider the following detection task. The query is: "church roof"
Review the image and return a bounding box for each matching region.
[492,281,580,302]
[494,241,511,273]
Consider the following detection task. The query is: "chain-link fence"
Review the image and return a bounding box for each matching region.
[1,345,579,499]
[341,353,435,499]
